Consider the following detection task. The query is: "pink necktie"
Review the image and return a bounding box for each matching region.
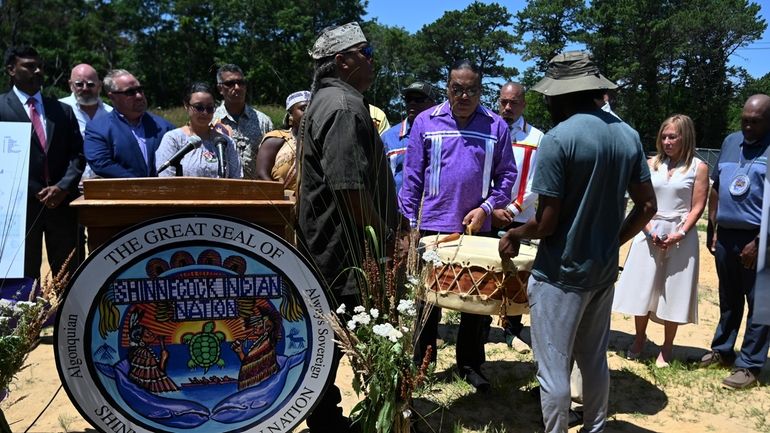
[26,98,47,152]
[26,98,49,182]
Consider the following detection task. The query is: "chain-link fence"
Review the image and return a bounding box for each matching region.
[694,148,721,175]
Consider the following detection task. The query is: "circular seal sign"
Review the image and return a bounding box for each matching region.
[55,215,335,433]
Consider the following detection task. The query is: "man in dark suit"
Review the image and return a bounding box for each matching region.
[84,69,174,177]
[0,46,85,280]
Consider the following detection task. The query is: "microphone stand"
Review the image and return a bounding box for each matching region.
[216,157,225,178]
[172,162,184,177]
[215,137,228,178]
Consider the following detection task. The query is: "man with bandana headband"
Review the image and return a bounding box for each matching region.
[298,22,405,433]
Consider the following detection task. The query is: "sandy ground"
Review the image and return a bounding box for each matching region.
[2,236,769,433]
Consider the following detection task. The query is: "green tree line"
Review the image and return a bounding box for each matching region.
[2,0,768,148]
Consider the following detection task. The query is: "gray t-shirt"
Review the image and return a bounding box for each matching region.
[531,110,650,291]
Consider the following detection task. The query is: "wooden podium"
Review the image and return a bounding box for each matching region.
[71,178,294,250]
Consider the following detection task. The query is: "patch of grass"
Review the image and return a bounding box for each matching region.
[746,404,770,432]
[153,106,187,127]
[443,310,461,326]
[646,358,724,387]
[153,104,285,128]
[258,104,288,127]
[58,413,78,433]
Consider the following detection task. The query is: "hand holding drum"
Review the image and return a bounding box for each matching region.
[462,207,487,234]
[499,230,521,260]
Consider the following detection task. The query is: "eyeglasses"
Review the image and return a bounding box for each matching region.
[73,81,97,89]
[190,104,216,114]
[112,86,144,97]
[343,45,374,60]
[450,85,480,98]
[220,79,245,88]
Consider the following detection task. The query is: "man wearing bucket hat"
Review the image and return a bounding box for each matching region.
[298,22,404,433]
[499,51,657,432]
[381,80,439,193]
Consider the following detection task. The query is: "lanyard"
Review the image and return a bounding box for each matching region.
[730,141,769,196]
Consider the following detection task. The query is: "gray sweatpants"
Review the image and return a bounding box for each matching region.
[528,277,613,433]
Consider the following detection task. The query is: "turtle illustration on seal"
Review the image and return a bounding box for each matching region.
[181,321,226,373]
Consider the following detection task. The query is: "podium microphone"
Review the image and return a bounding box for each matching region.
[157,135,202,174]
[214,136,228,178]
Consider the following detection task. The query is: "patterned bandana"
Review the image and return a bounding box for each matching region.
[309,22,367,60]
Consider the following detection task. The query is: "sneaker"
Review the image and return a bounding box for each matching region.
[722,368,758,389]
[699,350,735,368]
[458,366,491,393]
[510,336,531,353]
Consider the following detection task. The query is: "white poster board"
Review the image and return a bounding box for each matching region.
[755,156,770,325]
[0,122,31,278]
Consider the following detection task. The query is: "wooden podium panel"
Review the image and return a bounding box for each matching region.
[71,178,294,250]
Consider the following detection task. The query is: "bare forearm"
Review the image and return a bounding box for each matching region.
[708,187,718,226]
[621,180,657,245]
[619,203,656,244]
[507,196,560,240]
[508,217,550,240]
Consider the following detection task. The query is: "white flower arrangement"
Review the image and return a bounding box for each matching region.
[397,299,417,317]
[324,229,434,433]
[421,249,443,268]
[372,322,404,343]
[336,303,347,315]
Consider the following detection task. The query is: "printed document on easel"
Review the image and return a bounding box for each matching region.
[0,122,31,278]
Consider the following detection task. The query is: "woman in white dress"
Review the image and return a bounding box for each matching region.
[613,114,709,367]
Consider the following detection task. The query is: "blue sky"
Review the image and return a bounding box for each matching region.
[365,0,770,79]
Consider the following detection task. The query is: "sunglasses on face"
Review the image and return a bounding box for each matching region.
[450,85,480,98]
[344,45,374,60]
[112,86,144,97]
[73,81,97,89]
[221,79,245,88]
[190,104,216,114]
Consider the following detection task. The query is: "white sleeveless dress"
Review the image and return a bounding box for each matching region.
[613,157,702,324]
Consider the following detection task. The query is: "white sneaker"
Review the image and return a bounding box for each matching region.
[510,336,531,353]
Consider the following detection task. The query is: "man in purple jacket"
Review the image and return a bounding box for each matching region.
[400,59,516,392]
